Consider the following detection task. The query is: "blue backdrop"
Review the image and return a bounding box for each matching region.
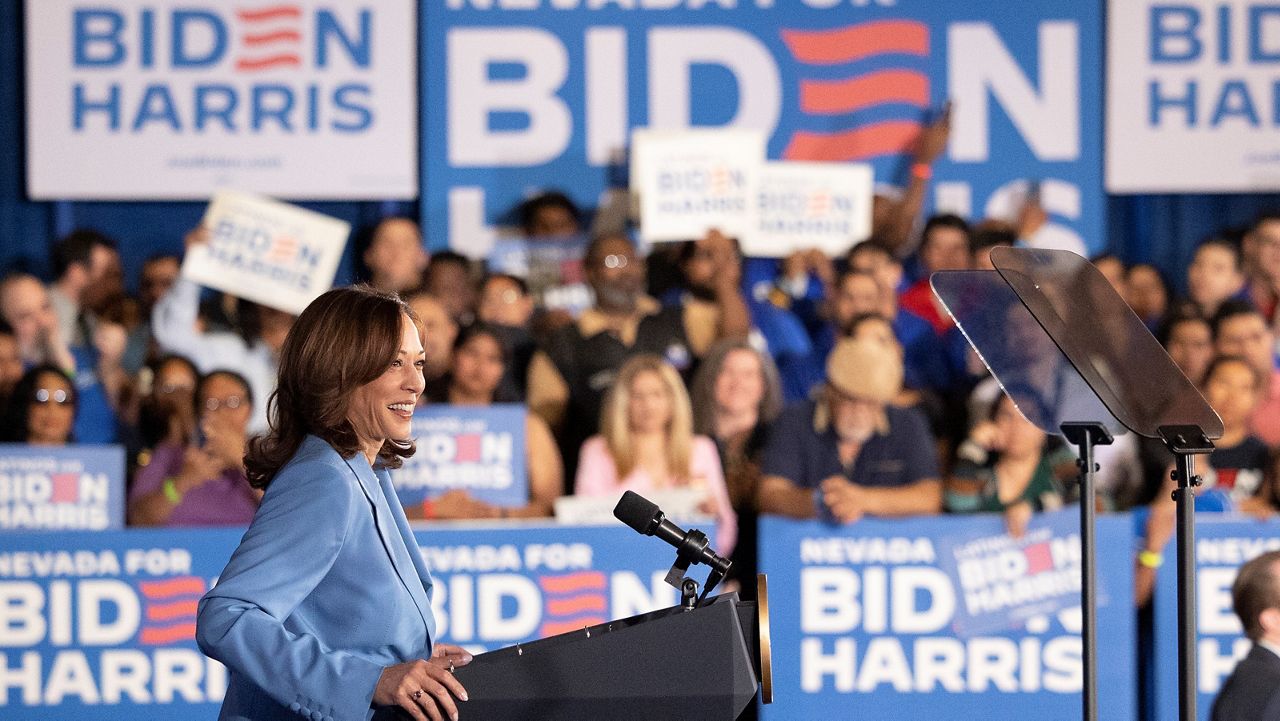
[0,1,1274,294]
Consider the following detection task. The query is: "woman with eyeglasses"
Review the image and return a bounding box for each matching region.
[128,369,260,526]
[0,364,78,444]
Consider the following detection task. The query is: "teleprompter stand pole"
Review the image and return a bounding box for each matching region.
[1060,422,1113,721]
[1158,425,1214,721]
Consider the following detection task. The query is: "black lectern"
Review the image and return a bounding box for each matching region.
[932,247,1223,721]
[450,582,769,720]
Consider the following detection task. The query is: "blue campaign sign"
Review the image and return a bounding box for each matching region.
[936,508,1101,637]
[759,513,1135,720]
[0,522,693,719]
[1152,515,1280,721]
[0,444,126,531]
[423,0,1103,255]
[392,404,529,508]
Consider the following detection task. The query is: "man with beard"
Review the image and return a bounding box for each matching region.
[527,232,749,485]
[756,337,942,523]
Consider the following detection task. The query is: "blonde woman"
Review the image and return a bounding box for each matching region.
[575,354,737,554]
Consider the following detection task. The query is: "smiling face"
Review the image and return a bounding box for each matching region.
[346,314,426,456]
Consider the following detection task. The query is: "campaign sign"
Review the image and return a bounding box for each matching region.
[487,234,592,316]
[424,0,1103,257]
[1151,515,1280,721]
[0,445,125,531]
[0,523,695,719]
[1108,1,1280,192]
[760,513,1135,720]
[392,405,528,509]
[631,128,765,243]
[181,190,350,315]
[745,161,873,258]
[25,0,417,200]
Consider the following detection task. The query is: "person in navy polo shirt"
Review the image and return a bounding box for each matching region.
[757,337,942,523]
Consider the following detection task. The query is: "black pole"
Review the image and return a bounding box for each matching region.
[1173,451,1199,721]
[1157,425,1213,721]
[1060,422,1112,721]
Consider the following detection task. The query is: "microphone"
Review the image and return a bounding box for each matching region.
[613,490,731,576]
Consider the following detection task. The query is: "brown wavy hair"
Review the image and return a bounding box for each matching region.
[245,285,421,489]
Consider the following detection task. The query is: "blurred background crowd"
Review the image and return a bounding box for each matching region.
[3,115,1280,601]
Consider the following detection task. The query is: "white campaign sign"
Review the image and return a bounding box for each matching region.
[1107,0,1280,192]
[182,190,349,314]
[631,128,765,243]
[743,161,873,257]
[25,0,417,199]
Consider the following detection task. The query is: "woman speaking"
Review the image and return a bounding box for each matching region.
[196,286,470,721]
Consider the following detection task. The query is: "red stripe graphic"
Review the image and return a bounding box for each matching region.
[145,600,199,622]
[51,473,79,504]
[140,623,197,645]
[236,6,302,23]
[799,70,929,115]
[243,30,302,46]
[781,21,929,65]
[538,572,606,595]
[546,595,607,616]
[783,120,923,162]
[235,55,302,71]
[139,577,205,599]
[538,618,607,638]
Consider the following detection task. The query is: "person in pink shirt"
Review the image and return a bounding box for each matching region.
[574,354,737,554]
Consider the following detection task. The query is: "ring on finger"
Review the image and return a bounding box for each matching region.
[412,689,423,700]
[448,660,455,673]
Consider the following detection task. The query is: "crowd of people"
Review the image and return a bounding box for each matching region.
[6,162,1280,594]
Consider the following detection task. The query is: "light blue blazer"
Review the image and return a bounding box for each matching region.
[197,435,437,721]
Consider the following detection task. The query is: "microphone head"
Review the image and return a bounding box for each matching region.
[614,490,661,536]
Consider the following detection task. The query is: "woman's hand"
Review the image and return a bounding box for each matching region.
[202,415,247,472]
[174,446,223,494]
[374,649,471,721]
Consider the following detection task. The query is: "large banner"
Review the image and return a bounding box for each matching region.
[0,523,691,719]
[0,445,125,531]
[1108,1,1280,193]
[25,0,417,200]
[759,512,1135,720]
[1152,515,1280,720]
[423,0,1103,256]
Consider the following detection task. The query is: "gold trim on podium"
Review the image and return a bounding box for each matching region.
[757,573,773,704]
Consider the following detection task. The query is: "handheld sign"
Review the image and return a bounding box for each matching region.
[631,128,765,243]
[182,190,350,315]
[0,444,125,531]
[392,405,528,508]
[743,161,873,257]
[488,233,592,316]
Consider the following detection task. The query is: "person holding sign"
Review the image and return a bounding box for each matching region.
[196,285,470,721]
[575,354,737,554]
[406,323,563,520]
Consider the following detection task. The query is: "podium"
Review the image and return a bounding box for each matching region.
[450,580,770,720]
